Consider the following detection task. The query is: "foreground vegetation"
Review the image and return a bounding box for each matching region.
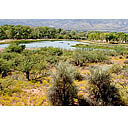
[0,42,128,106]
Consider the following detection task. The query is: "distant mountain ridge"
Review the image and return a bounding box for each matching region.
[1,19,128,32]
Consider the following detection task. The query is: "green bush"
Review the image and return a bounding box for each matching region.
[122,65,128,77]
[0,58,13,77]
[19,55,34,80]
[31,60,49,79]
[104,50,118,56]
[48,62,78,106]
[72,51,86,66]
[0,78,22,96]
[109,64,122,74]
[0,52,17,61]
[74,70,83,81]
[88,68,125,105]
[86,52,108,63]
[89,68,111,87]
[41,47,63,56]
[72,50,108,66]
[5,43,25,53]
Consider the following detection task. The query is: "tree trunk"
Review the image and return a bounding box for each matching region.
[26,71,30,80]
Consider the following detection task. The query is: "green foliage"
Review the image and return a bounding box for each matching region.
[41,47,63,56]
[0,78,22,96]
[72,50,108,66]
[0,52,16,60]
[19,55,34,80]
[74,70,83,81]
[122,65,128,77]
[73,44,128,56]
[89,68,125,105]
[72,50,86,66]
[48,62,78,106]
[0,58,13,77]
[31,61,49,79]
[1,24,128,43]
[109,64,122,74]
[5,43,25,53]
[89,68,111,87]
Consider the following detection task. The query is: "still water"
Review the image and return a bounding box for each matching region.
[0,40,88,49]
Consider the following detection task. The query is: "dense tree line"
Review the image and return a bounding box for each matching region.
[1,25,128,43]
[88,31,128,43]
[0,25,86,40]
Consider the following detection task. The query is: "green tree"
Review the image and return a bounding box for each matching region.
[0,59,13,77]
[19,56,34,80]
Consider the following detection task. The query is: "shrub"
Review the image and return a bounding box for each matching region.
[46,55,60,65]
[89,68,111,87]
[0,52,17,61]
[5,43,25,53]
[72,50,109,66]
[48,62,78,106]
[122,65,128,77]
[0,58,13,77]
[74,70,83,81]
[109,64,122,74]
[0,78,22,96]
[41,47,63,56]
[19,56,34,80]
[88,68,125,105]
[104,50,118,56]
[31,61,49,79]
[72,51,86,66]
[87,53,107,63]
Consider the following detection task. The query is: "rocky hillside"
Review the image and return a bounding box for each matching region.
[1,19,128,32]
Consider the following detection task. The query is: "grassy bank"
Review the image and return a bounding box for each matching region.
[72,43,128,55]
[0,39,74,44]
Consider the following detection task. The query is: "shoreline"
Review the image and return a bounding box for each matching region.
[0,39,75,44]
[0,39,82,51]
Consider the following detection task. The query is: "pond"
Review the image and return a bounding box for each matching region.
[0,40,89,49]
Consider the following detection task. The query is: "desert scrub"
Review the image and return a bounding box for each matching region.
[118,86,128,105]
[74,70,83,81]
[72,50,109,66]
[5,43,25,53]
[103,50,118,57]
[85,51,109,63]
[88,68,125,106]
[122,65,128,77]
[0,78,22,96]
[89,68,111,87]
[40,47,63,56]
[71,49,86,66]
[0,58,14,77]
[109,64,122,74]
[48,62,78,106]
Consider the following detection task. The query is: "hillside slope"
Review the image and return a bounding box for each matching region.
[1,19,128,32]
